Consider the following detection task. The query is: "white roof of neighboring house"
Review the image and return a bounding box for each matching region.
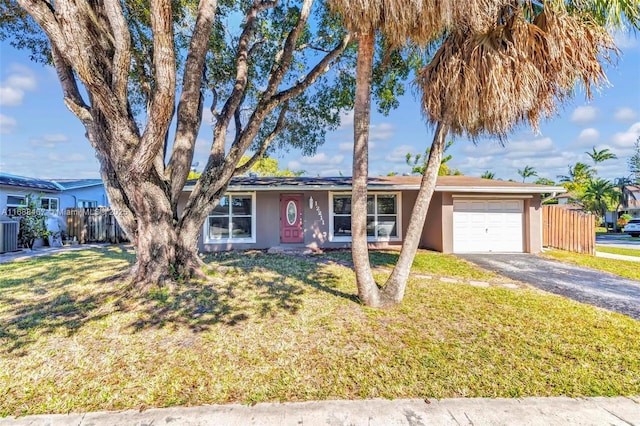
[0,173,103,192]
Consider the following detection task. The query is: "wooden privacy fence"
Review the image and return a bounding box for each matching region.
[542,205,595,255]
[65,208,128,244]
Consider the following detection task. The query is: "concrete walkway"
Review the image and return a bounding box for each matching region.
[0,243,112,264]
[1,397,638,425]
[596,250,640,262]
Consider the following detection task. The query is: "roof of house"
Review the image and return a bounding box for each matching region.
[0,172,61,192]
[53,179,104,190]
[184,175,566,194]
[0,173,104,192]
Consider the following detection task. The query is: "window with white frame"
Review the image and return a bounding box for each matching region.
[330,192,401,242]
[204,193,256,243]
[39,197,59,212]
[6,195,27,215]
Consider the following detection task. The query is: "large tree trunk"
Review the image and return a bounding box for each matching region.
[381,123,448,303]
[351,30,382,307]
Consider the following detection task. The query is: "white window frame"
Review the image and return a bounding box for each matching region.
[329,192,402,243]
[203,192,256,244]
[6,194,27,215]
[39,196,59,212]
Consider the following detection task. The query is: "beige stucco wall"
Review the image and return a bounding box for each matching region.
[178,189,544,253]
[437,192,543,254]
[420,192,444,252]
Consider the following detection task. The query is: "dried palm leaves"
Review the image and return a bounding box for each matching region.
[416,4,617,139]
[327,0,507,47]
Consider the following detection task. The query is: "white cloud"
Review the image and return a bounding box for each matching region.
[369,122,395,141]
[387,144,419,164]
[0,114,17,134]
[338,140,376,152]
[610,122,640,149]
[576,128,600,145]
[614,32,639,50]
[570,106,598,126]
[47,152,87,162]
[463,137,556,159]
[614,107,637,123]
[30,133,70,148]
[0,64,37,107]
[0,87,24,106]
[299,153,344,165]
[338,110,354,130]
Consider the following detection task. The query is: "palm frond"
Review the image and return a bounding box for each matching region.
[326,0,507,47]
[416,5,618,140]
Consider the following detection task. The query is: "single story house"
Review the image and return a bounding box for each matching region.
[181,175,566,254]
[0,173,109,250]
[0,172,108,215]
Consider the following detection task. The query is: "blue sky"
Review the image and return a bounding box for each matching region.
[1,32,639,183]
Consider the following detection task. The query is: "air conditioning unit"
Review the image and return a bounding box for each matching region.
[0,217,19,253]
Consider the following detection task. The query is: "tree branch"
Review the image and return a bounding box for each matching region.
[263,0,313,98]
[274,33,352,103]
[135,0,176,177]
[167,0,219,205]
[234,102,288,176]
[51,44,92,125]
[103,0,132,106]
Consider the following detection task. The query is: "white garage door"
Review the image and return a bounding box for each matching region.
[453,200,524,253]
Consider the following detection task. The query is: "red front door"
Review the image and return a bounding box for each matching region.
[280,194,303,243]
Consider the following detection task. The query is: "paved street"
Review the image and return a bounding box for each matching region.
[596,233,640,249]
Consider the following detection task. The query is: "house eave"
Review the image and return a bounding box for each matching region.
[182,184,567,194]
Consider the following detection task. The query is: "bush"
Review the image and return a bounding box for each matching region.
[12,195,50,249]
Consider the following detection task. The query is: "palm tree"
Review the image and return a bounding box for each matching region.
[518,166,538,182]
[326,1,489,307]
[583,178,616,223]
[558,162,594,200]
[332,1,635,307]
[481,171,496,179]
[406,140,454,175]
[586,146,617,173]
[382,2,621,305]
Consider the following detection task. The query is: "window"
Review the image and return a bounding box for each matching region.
[203,193,256,243]
[39,197,59,212]
[330,192,401,242]
[78,200,97,208]
[6,195,26,216]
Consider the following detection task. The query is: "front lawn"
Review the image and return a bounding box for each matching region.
[1,247,639,417]
[318,249,499,281]
[543,249,640,280]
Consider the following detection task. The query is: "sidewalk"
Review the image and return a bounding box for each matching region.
[1,396,639,426]
[595,250,640,262]
[0,243,111,264]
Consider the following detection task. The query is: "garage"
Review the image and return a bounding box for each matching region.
[453,199,524,253]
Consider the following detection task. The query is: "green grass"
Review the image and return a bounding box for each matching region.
[1,246,639,417]
[543,250,640,280]
[596,246,640,258]
[317,249,499,281]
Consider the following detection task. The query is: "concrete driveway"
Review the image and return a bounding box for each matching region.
[458,254,640,320]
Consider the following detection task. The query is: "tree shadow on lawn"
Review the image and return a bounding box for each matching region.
[0,248,358,353]
[130,251,358,332]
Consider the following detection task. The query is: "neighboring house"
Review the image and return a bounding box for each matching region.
[180,175,565,254]
[0,173,108,213]
[620,185,640,218]
[0,172,108,236]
